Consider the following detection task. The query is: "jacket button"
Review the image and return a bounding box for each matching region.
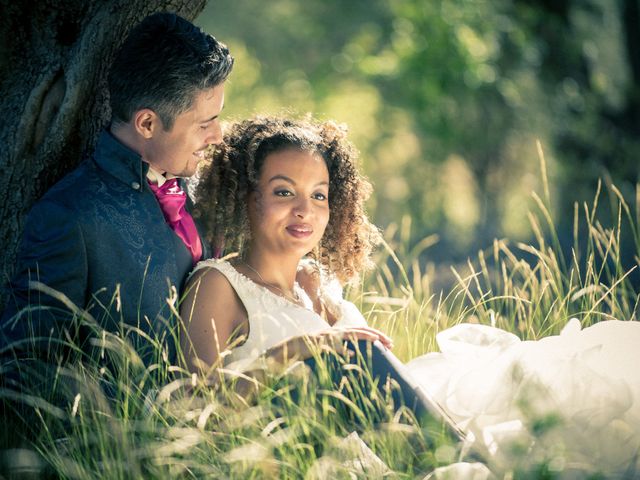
[131,181,141,190]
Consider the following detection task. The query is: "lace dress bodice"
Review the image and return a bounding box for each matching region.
[189,259,366,371]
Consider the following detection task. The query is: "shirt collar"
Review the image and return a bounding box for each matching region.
[93,129,148,189]
[146,165,177,187]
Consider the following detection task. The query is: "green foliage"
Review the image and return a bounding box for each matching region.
[4,3,639,477]
[196,0,640,256]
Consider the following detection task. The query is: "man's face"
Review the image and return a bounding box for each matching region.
[144,84,225,177]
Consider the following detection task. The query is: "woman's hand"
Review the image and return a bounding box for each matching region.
[326,326,394,350]
[296,259,341,323]
[264,326,394,364]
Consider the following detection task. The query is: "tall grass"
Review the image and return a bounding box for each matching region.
[362,179,639,362]
[1,177,638,479]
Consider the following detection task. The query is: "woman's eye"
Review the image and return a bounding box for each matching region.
[200,123,211,130]
[275,189,293,197]
[313,193,327,201]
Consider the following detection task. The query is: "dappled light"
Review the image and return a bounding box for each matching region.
[196,0,639,267]
[2,2,639,478]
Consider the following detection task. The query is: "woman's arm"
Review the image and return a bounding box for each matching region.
[262,326,393,364]
[179,268,247,373]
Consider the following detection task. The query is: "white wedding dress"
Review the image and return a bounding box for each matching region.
[407,319,640,477]
[191,260,640,477]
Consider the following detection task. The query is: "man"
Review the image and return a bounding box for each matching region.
[1,13,234,363]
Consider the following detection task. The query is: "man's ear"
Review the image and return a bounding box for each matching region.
[133,109,161,139]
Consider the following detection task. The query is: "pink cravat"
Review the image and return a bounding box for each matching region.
[148,178,202,265]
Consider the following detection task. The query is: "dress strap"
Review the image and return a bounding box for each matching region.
[191,259,304,318]
[189,259,258,317]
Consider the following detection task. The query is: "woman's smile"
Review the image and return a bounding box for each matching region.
[286,223,314,238]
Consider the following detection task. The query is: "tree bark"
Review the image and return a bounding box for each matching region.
[0,0,208,309]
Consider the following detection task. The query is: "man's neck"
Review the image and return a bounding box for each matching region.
[110,122,144,159]
[110,122,169,182]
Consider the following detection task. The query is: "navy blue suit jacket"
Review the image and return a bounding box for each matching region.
[1,130,209,363]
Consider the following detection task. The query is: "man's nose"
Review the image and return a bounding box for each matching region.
[205,122,223,145]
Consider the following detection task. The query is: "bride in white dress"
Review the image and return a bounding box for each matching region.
[180,116,391,374]
[181,115,640,478]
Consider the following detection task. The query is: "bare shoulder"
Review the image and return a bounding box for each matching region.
[184,265,235,298]
[181,265,245,325]
[180,264,248,370]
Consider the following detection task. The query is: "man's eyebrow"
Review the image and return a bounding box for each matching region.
[200,105,225,123]
[200,114,219,123]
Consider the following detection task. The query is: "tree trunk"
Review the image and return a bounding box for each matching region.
[0,0,208,309]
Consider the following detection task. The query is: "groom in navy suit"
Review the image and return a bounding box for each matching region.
[1,13,234,363]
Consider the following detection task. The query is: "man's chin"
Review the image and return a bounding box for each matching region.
[177,164,198,178]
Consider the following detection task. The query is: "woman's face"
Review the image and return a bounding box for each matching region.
[248,148,330,258]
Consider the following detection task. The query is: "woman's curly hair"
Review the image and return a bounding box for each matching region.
[193,115,381,284]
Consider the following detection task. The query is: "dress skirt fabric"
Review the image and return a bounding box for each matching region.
[406,319,640,476]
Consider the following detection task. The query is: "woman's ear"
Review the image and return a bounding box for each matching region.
[247,189,262,212]
[246,190,258,227]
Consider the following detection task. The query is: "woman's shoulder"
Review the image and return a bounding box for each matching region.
[187,261,231,286]
[295,258,322,299]
[190,258,236,278]
[184,259,242,303]
[181,260,246,323]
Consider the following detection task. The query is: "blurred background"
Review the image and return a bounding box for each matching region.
[196,0,639,274]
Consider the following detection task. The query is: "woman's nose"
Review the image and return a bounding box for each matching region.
[293,198,311,218]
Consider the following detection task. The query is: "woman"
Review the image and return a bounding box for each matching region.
[180,115,392,373]
[181,115,640,475]
[179,115,465,447]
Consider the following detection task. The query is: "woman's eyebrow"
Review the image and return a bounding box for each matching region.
[268,175,329,188]
[268,174,295,184]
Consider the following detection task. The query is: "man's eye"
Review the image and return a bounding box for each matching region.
[200,123,211,130]
[275,189,293,197]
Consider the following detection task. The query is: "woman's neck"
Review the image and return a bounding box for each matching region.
[240,247,300,294]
